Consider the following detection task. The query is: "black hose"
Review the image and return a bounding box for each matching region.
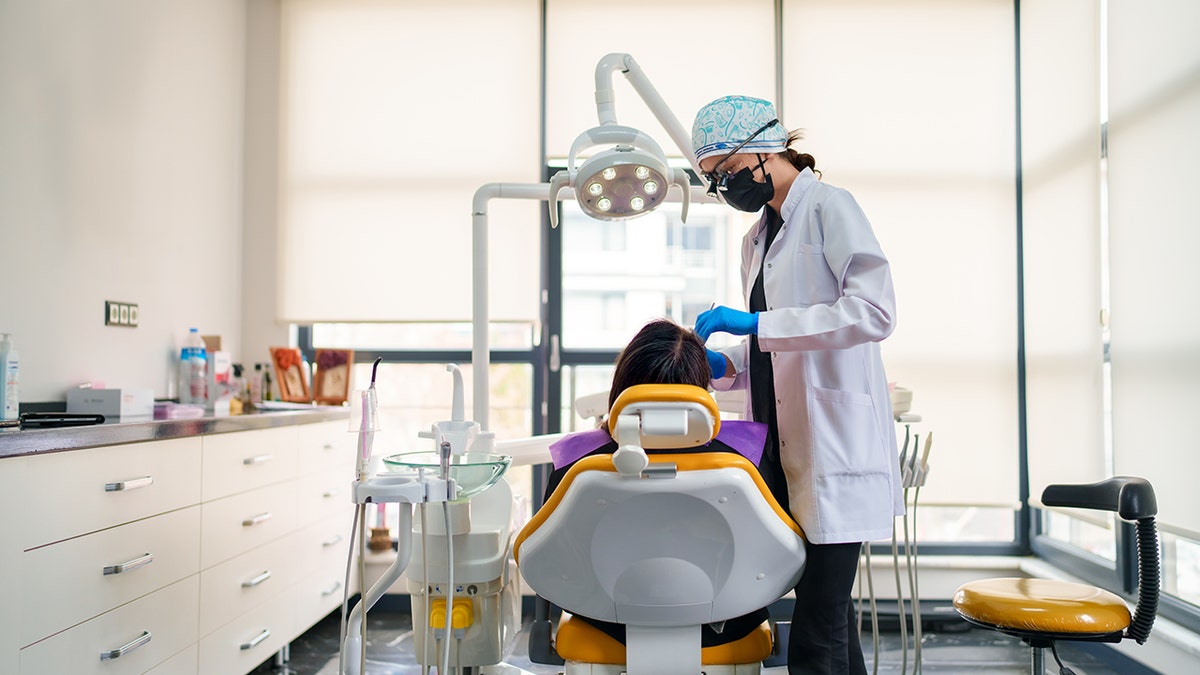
[1126,517,1160,644]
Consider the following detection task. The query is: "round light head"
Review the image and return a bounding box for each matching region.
[574,146,670,221]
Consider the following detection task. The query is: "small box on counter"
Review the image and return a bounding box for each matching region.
[207,350,233,406]
[67,388,155,419]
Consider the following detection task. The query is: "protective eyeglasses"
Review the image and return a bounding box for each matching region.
[702,119,780,198]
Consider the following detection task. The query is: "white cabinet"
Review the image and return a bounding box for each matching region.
[4,414,354,675]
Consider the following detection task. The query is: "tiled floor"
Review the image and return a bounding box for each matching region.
[249,606,1154,675]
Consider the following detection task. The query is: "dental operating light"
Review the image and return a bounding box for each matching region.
[546,53,702,228]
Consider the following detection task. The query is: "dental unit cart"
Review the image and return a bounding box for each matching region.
[340,362,523,675]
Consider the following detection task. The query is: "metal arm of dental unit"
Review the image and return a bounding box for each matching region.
[470,52,710,429]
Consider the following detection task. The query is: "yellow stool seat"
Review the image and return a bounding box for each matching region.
[954,577,1131,637]
[555,613,774,666]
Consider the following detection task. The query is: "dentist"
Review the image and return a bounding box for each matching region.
[691,95,903,675]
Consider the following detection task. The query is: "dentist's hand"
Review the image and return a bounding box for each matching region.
[695,306,758,341]
[706,349,729,379]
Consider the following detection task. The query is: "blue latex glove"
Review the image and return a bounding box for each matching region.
[706,349,728,379]
[694,306,759,341]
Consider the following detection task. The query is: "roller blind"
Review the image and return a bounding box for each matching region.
[1108,0,1200,536]
[545,0,776,162]
[1020,0,1106,492]
[782,0,1018,506]
[278,0,541,322]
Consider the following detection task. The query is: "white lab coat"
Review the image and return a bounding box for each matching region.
[713,168,904,544]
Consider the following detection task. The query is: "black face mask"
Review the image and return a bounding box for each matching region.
[720,165,775,212]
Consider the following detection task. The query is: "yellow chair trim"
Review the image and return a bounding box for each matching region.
[515,452,804,564]
[605,384,721,439]
[953,577,1132,635]
[554,613,774,666]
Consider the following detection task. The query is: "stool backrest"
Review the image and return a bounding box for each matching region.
[1041,476,1159,644]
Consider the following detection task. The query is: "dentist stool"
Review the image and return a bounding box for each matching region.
[515,384,806,675]
[953,476,1159,674]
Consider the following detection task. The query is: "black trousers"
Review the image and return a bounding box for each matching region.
[789,540,868,675]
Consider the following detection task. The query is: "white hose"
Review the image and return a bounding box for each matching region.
[337,505,361,675]
[891,518,908,675]
[440,500,454,673]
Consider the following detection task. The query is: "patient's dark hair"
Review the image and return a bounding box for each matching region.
[608,318,710,409]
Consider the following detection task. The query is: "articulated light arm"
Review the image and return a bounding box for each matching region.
[593,52,705,178]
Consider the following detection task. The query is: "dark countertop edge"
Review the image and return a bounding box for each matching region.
[0,408,351,459]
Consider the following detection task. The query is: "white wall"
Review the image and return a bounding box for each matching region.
[0,0,285,403]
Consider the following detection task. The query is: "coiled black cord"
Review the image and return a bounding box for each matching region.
[1126,517,1160,644]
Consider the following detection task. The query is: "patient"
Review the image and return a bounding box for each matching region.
[543,317,773,648]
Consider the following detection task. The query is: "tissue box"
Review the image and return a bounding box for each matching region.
[67,388,155,419]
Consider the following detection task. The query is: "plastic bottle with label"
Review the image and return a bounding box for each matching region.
[0,334,18,421]
[178,328,208,405]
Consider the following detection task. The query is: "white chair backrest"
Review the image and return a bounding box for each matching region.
[517,453,804,626]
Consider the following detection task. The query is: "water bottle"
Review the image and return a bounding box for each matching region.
[178,328,208,405]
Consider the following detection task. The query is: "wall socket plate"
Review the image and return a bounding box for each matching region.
[105,300,139,327]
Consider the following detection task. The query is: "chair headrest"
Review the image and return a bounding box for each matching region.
[605,384,720,448]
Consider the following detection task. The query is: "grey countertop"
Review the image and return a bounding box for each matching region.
[0,406,350,459]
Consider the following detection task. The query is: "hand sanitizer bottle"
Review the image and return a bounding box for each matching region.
[0,334,18,421]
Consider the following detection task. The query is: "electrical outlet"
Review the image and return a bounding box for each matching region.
[105,300,138,327]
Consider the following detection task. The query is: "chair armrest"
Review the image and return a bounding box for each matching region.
[1041,476,1157,520]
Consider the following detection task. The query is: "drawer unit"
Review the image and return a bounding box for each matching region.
[22,437,202,550]
[200,481,296,569]
[198,531,304,638]
[197,591,294,675]
[202,425,299,502]
[19,575,199,675]
[21,505,201,647]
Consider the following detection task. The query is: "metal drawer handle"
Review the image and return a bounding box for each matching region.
[322,534,343,548]
[243,453,274,465]
[103,552,154,576]
[323,442,335,450]
[240,628,271,650]
[322,581,342,597]
[104,476,154,492]
[99,630,151,661]
[241,570,272,588]
[323,489,340,498]
[242,512,273,527]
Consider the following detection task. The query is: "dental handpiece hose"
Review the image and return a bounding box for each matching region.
[439,439,455,674]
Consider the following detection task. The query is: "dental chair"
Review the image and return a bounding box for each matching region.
[514,384,806,675]
[953,476,1159,674]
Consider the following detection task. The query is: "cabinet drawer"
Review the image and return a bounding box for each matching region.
[294,512,355,581]
[23,437,201,550]
[19,575,199,675]
[294,565,349,639]
[297,419,353,475]
[21,506,201,648]
[202,426,298,502]
[145,643,197,675]
[199,531,304,637]
[197,593,294,675]
[296,470,354,526]
[200,481,296,569]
